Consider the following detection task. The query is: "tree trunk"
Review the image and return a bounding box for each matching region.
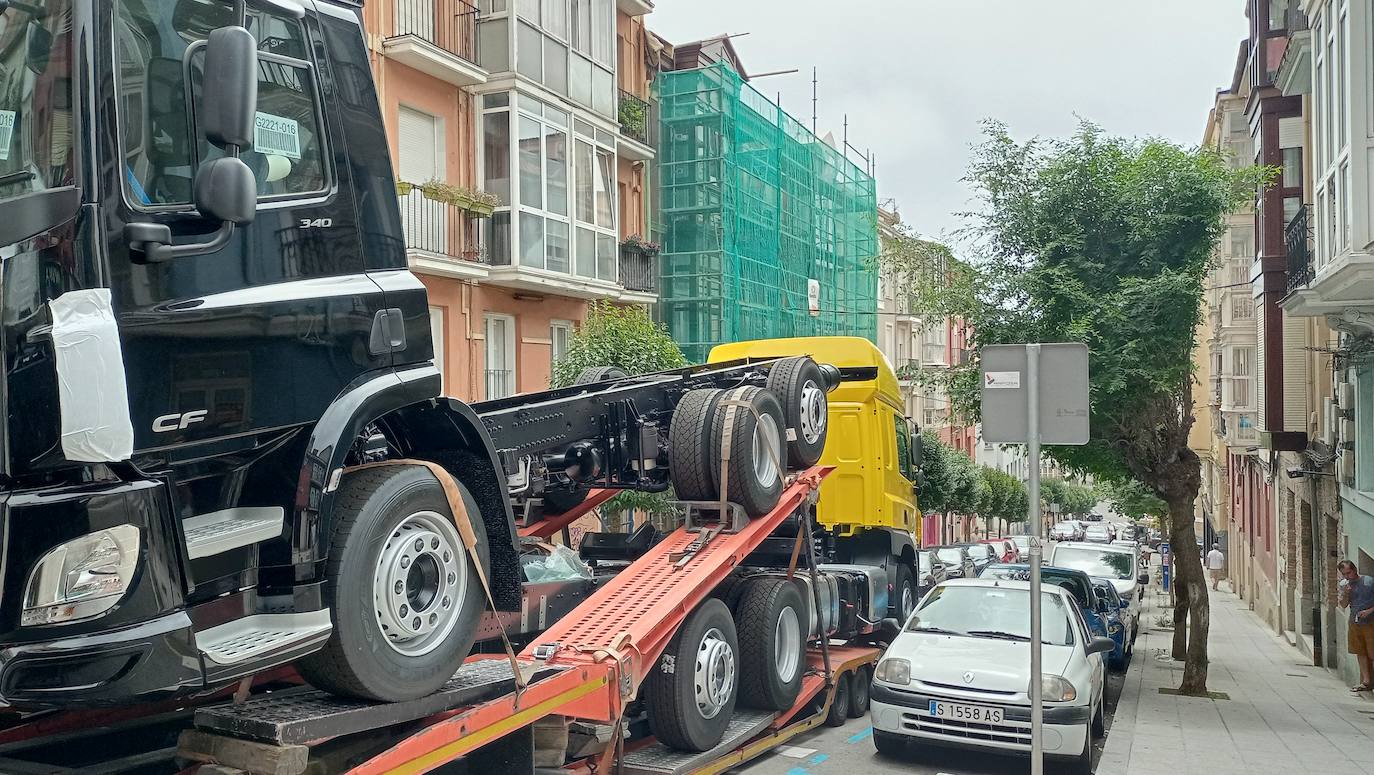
[1165,492,1210,695]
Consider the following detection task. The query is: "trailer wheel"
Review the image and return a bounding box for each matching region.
[669,388,727,501]
[297,465,488,702]
[709,387,786,517]
[824,672,851,727]
[644,599,740,751]
[735,578,807,710]
[848,665,871,718]
[573,366,628,385]
[765,357,829,468]
[893,563,917,621]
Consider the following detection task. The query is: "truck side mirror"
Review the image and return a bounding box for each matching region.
[194,157,256,224]
[201,27,258,151]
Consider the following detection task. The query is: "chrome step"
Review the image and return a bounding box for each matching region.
[184,507,284,559]
[620,710,777,775]
[196,610,332,666]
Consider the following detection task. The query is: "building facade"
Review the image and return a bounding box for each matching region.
[363,0,659,402]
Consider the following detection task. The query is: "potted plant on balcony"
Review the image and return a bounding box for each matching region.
[395,180,500,218]
[620,233,660,258]
[618,96,647,141]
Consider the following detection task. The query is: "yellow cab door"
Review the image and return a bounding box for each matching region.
[889,411,919,533]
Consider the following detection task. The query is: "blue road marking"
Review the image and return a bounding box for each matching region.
[846,726,873,743]
[785,768,810,775]
[808,753,830,764]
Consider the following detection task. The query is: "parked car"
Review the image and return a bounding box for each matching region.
[1089,578,1130,672]
[957,542,999,574]
[1051,542,1146,647]
[871,578,1112,772]
[916,549,949,601]
[1050,522,1078,542]
[979,563,1116,651]
[1009,535,1033,558]
[1085,513,1103,522]
[932,545,977,579]
[1083,523,1113,543]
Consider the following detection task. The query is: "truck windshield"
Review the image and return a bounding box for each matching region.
[0,0,74,204]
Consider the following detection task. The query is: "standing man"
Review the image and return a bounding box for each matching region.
[1206,543,1226,591]
[1338,560,1374,693]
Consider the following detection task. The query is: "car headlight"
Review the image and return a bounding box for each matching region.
[875,657,911,685]
[22,526,140,626]
[1038,674,1077,702]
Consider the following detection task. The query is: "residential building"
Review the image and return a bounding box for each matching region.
[656,59,879,362]
[877,204,920,421]
[364,0,660,402]
[1275,0,1363,682]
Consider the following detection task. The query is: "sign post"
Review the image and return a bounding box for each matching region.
[982,343,1089,775]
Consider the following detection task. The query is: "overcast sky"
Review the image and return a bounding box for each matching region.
[649,0,1250,243]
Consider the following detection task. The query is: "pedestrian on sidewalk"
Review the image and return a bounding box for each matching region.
[1207,543,1225,591]
[1338,559,1374,693]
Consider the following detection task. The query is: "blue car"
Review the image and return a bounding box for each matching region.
[1089,577,1130,671]
[980,563,1115,658]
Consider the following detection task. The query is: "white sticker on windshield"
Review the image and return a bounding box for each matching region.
[254,112,301,160]
[0,110,17,161]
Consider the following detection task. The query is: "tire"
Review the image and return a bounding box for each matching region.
[644,599,740,751]
[1070,720,1093,775]
[848,665,871,718]
[1109,650,1126,673]
[764,357,829,468]
[669,388,727,501]
[735,578,807,711]
[709,386,787,517]
[574,366,628,385]
[824,672,851,727]
[893,563,917,621]
[873,729,907,758]
[1091,695,1105,738]
[297,465,489,701]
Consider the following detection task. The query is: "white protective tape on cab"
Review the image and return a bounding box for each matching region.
[50,289,134,462]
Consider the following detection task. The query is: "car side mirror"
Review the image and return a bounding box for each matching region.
[1086,636,1115,656]
[1119,597,1130,609]
[878,617,902,642]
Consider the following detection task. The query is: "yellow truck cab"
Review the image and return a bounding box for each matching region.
[709,337,924,618]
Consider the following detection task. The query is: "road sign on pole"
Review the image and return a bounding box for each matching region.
[981,343,1089,775]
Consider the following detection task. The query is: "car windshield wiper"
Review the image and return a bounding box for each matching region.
[911,626,967,637]
[967,630,1032,641]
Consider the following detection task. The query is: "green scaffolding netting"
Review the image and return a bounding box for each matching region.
[656,62,879,362]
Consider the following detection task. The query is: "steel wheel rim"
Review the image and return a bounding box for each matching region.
[798,380,826,444]
[753,412,782,488]
[901,585,915,619]
[774,606,802,683]
[373,510,468,657]
[694,627,736,720]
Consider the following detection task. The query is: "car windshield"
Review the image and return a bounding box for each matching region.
[905,585,1075,646]
[0,0,74,205]
[1053,546,1135,579]
[936,548,964,565]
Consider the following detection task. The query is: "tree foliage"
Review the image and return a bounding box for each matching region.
[917,431,1028,527]
[549,303,688,519]
[1095,477,1169,524]
[906,119,1271,694]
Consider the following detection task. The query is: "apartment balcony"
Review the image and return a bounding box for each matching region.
[615,0,654,16]
[1220,411,1258,448]
[617,90,656,161]
[398,189,489,281]
[385,0,487,88]
[1279,203,1374,316]
[618,241,659,302]
[894,361,920,384]
[485,369,513,400]
[484,227,653,303]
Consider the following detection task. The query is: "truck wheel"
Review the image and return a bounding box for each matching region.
[893,563,917,621]
[824,672,851,727]
[669,388,727,501]
[735,578,807,710]
[645,598,739,752]
[765,357,829,468]
[297,465,488,702]
[573,366,628,385]
[710,387,786,517]
[848,665,871,718]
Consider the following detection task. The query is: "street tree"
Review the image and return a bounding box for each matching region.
[913,120,1269,694]
[1095,477,1169,526]
[550,302,688,524]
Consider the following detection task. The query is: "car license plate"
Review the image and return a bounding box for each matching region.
[928,700,1003,723]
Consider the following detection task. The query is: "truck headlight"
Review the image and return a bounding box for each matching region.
[1038,674,1077,702]
[22,526,139,626]
[875,657,911,685]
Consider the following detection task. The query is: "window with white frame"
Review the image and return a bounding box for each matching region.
[485,313,516,399]
[551,319,573,365]
[479,0,616,118]
[482,93,617,281]
[1313,0,1352,271]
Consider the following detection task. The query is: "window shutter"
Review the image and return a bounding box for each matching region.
[398,107,442,182]
[1255,302,1267,434]
[1278,116,1304,149]
[1282,315,1310,431]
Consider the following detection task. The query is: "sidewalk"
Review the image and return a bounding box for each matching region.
[1098,583,1374,774]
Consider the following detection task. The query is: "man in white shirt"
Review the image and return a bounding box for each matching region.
[1206,543,1226,591]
